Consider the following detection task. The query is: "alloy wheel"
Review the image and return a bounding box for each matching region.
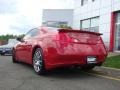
[33,48,44,73]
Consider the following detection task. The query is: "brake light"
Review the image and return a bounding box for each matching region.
[54,33,74,42]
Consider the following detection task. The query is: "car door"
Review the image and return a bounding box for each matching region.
[15,41,26,61]
[16,30,33,62]
[22,28,40,64]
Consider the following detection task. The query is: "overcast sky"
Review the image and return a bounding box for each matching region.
[0,0,74,35]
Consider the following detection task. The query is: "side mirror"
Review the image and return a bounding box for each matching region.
[16,37,24,42]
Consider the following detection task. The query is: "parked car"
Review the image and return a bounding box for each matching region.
[12,27,108,75]
[0,39,19,55]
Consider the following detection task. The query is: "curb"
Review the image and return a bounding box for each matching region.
[101,66,120,71]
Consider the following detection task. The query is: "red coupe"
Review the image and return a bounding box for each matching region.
[12,27,108,75]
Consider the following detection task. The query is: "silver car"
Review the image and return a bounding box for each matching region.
[0,39,19,55]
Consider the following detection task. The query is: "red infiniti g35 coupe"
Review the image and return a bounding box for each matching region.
[12,27,108,75]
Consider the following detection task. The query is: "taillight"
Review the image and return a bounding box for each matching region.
[54,33,74,42]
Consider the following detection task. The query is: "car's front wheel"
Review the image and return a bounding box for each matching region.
[33,48,46,75]
[1,53,5,55]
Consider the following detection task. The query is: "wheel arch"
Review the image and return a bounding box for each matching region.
[32,45,43,57]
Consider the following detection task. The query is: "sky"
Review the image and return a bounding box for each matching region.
[0,0,74,35]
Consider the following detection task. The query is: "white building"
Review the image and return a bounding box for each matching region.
[42,9,73,27]
[73,0,120,52]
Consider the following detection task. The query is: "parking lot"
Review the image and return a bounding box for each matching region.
[0,56,120,90]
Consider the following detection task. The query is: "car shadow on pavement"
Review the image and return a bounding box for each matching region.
[13,62,95,79]
[42,68,94,80]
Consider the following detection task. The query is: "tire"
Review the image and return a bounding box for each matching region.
[1,53,5,55]
[81,65,95,71]
[33,48,46,75]
[12,49,18,63]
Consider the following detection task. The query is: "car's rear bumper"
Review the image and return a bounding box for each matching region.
[43,41,108,70]
[45,54,106,70]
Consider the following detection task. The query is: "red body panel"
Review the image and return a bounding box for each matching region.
[14,27,108,70]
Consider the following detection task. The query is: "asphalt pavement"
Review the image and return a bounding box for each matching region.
[0,56,120,90]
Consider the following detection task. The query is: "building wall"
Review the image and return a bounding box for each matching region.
[73,0,120,51]
[42,9,73,27]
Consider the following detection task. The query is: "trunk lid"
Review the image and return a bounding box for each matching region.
[58,29,102,44]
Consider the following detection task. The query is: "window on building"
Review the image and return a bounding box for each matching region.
[42,21,68,28]
[81,19,90,31]
[81,0,88,6]
[90,17,99,32]
[115,12,120,51]
[81,17,99,32]
[116,13,120,23]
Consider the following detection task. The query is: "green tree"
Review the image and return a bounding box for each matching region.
[58,24,72,29]
[0,34,25,41]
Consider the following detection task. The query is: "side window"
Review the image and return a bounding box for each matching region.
[23,31,32,40]
[23,28,39,40]
[30,28,39,37]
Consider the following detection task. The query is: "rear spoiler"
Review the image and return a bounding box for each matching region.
[58,29,103,36]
